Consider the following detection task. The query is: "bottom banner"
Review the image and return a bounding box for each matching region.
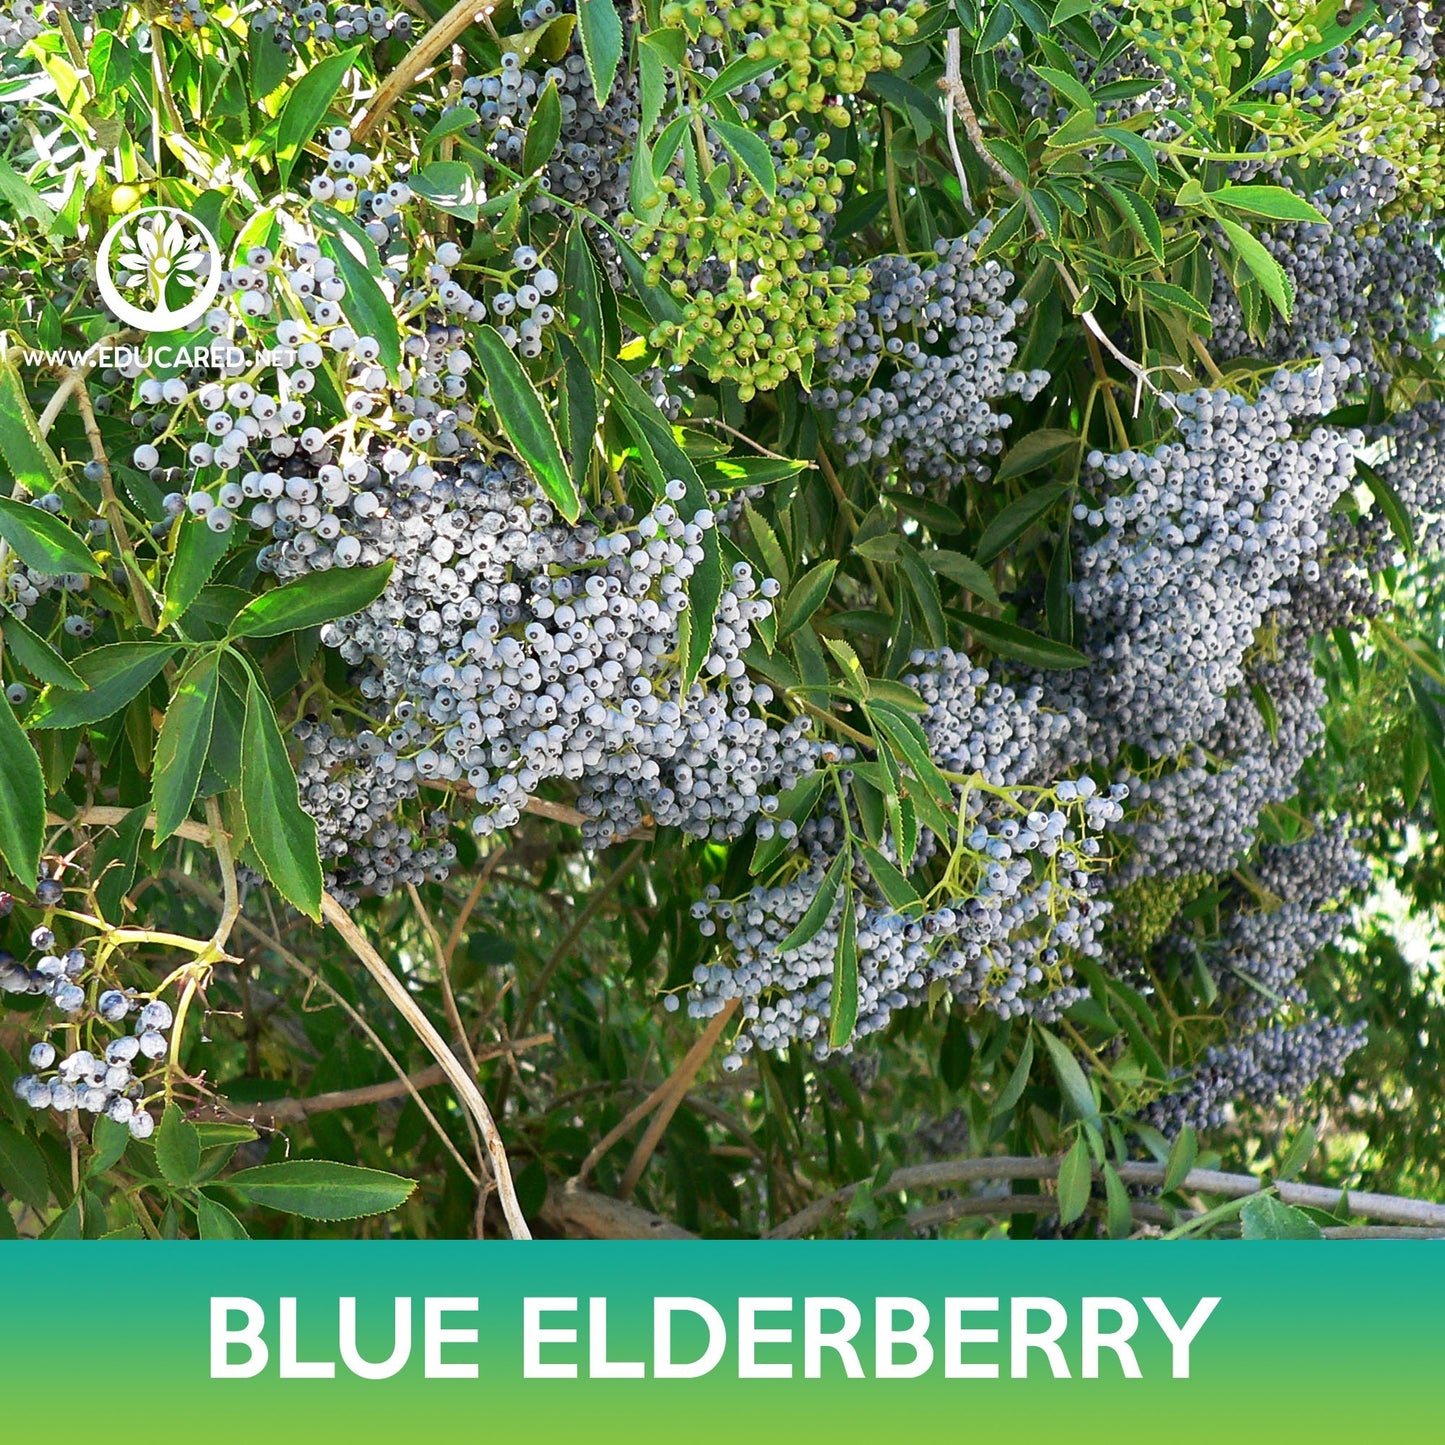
[0,1242,1432,1440]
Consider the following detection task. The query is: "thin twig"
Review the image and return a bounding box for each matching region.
[940,28,973,212]
[409,884,481,1078]
[408,882,492,1234]
[172,874,482,1186]
[694,418,816,465]
[321,892,533,1239]
[543,1182,696,1240]
[936,43,1187,410]
[575,998,739,1187]
[767,1155,1445,1238]
[197,1034,553,1126]
[54,807,520,1224]
[74,379,159,630]
[815,446,858,534]
[443,848,505,968]
[203,795,240,954]
[617,999,740,1199]
[354,1,496,143]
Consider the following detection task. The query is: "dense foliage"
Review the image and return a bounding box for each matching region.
[0,0,1441,1240]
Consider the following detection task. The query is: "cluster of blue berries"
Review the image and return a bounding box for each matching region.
[813,224,1050,488]
[0,885,173,1140]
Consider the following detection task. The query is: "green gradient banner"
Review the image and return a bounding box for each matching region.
[0,1243,1435,1441]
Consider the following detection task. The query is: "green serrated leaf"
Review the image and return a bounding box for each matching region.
[476,325,579,522]
[860,844,920,910]
[1103,1161,1133,1238]
[522,78,562,175]
[1209,184,1328,225]
[274,47,362,187]
[1240,1193,1323,1240]
[1036,1024,1099,1122]
[701,53,778,103]
[407,161,481,222]
[1217,215,1293,320]
[1102,179,1164,262]
[1356,457,1414,556]
[603,360,720,689]
[151,654,219,844]
[925,549,1000,604]
[778,559,836,640]
[87,1115,132,1178]
[827,882,859,1049]
[313,207,403,374]
[1138,278,1214,329]
[224,1160,417,1220]
[778,846,848,954]
[976,481,1071,562]
[961,611,1087,669]
[884,491,964,536]
[196,1192,251,1239]
[0,158,57,230]
[563,220,605,373]
[3,617,84,690]
[710,116,776,201]
[155,1106,203,1188]
[1163,1124,1198,1193]
[0,1121,49,1210]
[0,694,44,891]
[159,517,232,631]
[577,0,624,106]
[241,673,322,920]
[229,559,394,640]
[1057,1133,1092,1224]
[1277,1123,1316,1182]
[743,503,789,590]
[0,497,102,578]
[1032,63,1094,113]
[28,643,178,730]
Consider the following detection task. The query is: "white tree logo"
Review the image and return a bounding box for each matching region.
[94,206,223,332]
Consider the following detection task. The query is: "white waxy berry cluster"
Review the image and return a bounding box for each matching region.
[1185,821,1368,1022]
[256,447,816,862]
[906,649,1072,787]
[1141,1017,1368,1136]
[0,0,42,48]
[688,635,1128,1058]
[294,720,459,906]
[690,778,1124,1062]
[1209,161,1441,383]
[1054,350,1361,766]
[812,224,1050,488]
[1117,632,1329,882]
[123,206,492,533]
[2,496,99,623]
[2,911,174,1140]
[250,0,412,53]
[1366,401,1445,558]
[445,46,638,229]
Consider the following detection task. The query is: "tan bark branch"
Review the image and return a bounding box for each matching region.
[354,1,497,144]
[618,999,740,1200]
[174,874,482,1186]
[321,891,533,1239]
[767,1155,1445,1239]
[197,1033,553,1127]
[543,1181,697,1239]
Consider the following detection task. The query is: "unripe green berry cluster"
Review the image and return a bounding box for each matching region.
[661,0,924,125]
[628,136,870,398]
